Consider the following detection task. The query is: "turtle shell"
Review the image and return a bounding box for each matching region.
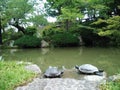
[79,64,99,74]
[44,66,62,78]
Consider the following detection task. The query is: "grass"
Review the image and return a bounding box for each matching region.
[100,81,120,90]
[0,61,37,90]
[109,81,120,90]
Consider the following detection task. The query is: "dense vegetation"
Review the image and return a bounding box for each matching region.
[14,27,41,48]
[0,0,120,48]
[43,0,120,47]
[51,32,79,47]
[0,61,36,90]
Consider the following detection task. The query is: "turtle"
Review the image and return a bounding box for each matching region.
[75,64,104,76]
[44,66,64,78]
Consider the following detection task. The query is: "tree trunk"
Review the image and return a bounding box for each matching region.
[11,20,25,34]
[13,24,25,34]
[10,19,25,34]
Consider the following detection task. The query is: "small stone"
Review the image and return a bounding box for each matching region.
[108,74,120,81]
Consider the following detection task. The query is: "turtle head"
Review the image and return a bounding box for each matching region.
[99,69,104,72]
[75,65,79,70]
[61,71,64,74]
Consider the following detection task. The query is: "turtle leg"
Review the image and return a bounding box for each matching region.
[95,71,103,76]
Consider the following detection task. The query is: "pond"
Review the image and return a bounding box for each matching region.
[1,47,120,76]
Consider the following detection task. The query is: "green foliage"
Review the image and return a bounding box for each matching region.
[106,16,120,31]
[29,15,48,26]
[91,19,108,28]
[75,25,110,46]
[109,31,120,46]
[14,35,41,48]
[101,81,120,90]
[7,0,33,19]
[91,16,120,33]
[0,61,36,90]
[2,28,23,46]
[90,16,120,46]
[42,24,64,41]
[58,7,83,21]
[51,32,79,47]
[14,26,41,48]
[25,26,37,35]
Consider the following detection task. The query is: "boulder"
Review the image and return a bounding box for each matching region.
[25,64,41,74]
[16,61,41,74]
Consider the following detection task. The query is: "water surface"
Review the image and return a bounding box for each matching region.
[1,47,120,76]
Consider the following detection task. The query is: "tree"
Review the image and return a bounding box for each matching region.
[0,0,48,45]
[45,0,118,21]
[45,0,84,31]
[58,7,83,31]
[0,0,9,44]
[29,15,48,27]
[6,0,35,33]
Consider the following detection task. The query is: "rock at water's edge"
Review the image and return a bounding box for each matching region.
[108,74,120,81]
[25,64,41,74]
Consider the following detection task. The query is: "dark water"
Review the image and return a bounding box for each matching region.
[1,47,120,76]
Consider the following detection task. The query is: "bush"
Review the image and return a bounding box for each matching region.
[51,32,79,47]
[14,35,41,48]
[25,26,37,35]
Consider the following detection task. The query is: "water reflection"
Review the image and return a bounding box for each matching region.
[41,48,50,55]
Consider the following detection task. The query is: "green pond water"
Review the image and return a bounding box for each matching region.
[1,47,120,76]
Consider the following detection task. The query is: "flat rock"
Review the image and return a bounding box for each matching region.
[15,75,105,90]
[83,73,106,82]
[15,68,106,90]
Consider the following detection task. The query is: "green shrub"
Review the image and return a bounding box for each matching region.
[107,16,120,31]
[25,26,37,35]
[51,32,79,47]
[14,35,41,48]
[2,29,23,44]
